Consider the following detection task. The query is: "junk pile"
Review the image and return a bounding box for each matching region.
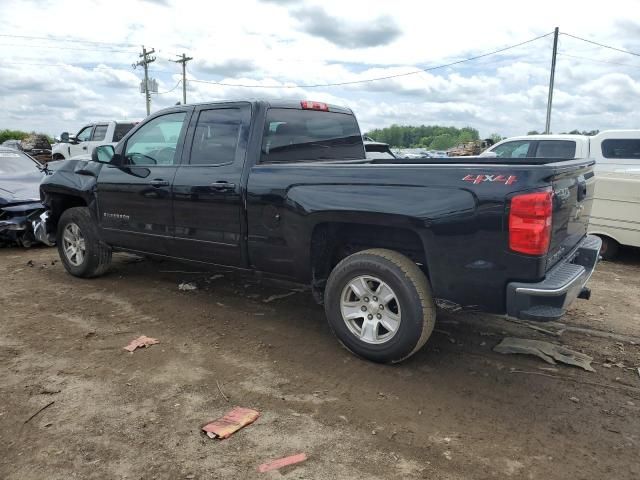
[21,134,52,163]
[447,139,494,157]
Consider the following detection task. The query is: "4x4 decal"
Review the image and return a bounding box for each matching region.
[463,174,517,185]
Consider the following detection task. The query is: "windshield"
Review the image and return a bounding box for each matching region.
[0,150,38,175]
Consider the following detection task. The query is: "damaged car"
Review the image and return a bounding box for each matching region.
[0,147,55,247]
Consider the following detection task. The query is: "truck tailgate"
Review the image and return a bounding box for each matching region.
[546,162,595,270]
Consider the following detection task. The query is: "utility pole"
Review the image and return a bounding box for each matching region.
[171,53,193,105]
[134,46,156,116]
[544,27,559,134]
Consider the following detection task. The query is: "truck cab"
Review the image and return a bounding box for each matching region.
[52,122,137,161]
[480,134,590,160]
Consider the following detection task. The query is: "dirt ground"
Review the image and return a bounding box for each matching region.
[1,245,639,480]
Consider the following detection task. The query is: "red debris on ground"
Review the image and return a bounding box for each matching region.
[123,336,160,352]
[202,407,260,440]
[258,453,308,473]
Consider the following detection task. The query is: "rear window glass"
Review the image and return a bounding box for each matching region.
[0,150,37,175]
[114,123,136,142]
[535,140,576,159]
[491,141,532,158]
[601,139,640,159]
[261,108,364,163]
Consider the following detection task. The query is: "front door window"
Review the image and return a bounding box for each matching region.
[124,112,186,166]
[76,126,93,142]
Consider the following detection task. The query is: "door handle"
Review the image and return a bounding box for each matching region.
[210,181,236,190]
[82,146,87,150]
[150,179,170,187]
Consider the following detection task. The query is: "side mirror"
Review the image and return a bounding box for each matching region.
[481,151,498,158]
[60,132,69,143]
[92,144,115,163]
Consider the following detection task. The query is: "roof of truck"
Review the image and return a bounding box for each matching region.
[495,134,589,143]
[181,99,354,114]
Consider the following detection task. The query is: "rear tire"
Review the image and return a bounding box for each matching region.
[598,235,619,261]
[57,207,112,278]
[324,248,436,363]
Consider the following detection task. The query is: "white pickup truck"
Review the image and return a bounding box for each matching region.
[482,130,640,258]
[52,121,137,161]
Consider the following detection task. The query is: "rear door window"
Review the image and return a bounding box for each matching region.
[261,108,364,163]
[534,140,576,159]
[491,141,532,158]
[189,108,243,165]
[92,124,108,142]
[114,123,136,142]
[601,139,640,159]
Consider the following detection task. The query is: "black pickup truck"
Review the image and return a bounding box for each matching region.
[40,99,601,363]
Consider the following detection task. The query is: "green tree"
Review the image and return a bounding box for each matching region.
[489,133,503,143]
[366,125,485,149]
[429,134,457,150]
[0,129,53,144]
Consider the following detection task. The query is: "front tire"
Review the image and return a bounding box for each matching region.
[324,249,436,363]
[57,207,112,278]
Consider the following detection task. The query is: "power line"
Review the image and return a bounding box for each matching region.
[558,52,640,69]
[154,79,183,94]
[187,31,555,89]
[0,61,131,69]
[0,60,173,73]
[561,32,640,58]
[0,42,137,54]
[0,33,136,48]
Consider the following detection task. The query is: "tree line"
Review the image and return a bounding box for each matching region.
[366,124,600,149]
[0,129,54,145]
[365,125,502,149]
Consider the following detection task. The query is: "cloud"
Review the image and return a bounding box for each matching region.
[292,6,401,48]
[1,0,640,140]
[193,58,257,77]
[260,0,301,3]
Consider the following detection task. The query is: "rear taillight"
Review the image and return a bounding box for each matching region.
[301,100,329,111]
[509,190,553,255]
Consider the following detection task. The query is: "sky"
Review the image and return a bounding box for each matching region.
[1,0,639,139]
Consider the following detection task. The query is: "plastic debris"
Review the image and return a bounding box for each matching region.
[202,407,260,440]
[124,336,160,352]
[179,282,197,291]
[258,453,307,473]
[24,401,54,424]
[263,291,298,303]
[493,337,595,372]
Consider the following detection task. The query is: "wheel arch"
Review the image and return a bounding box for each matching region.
[309,221,429,303]
[43,192,90,236]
